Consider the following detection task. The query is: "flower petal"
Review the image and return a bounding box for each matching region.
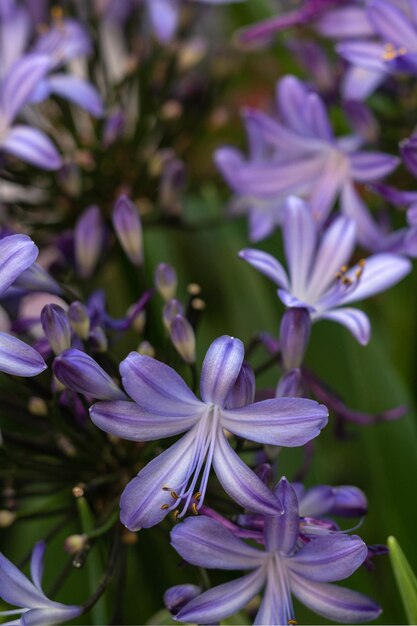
[21,606,82,626]
[221,398,328,447]
[0,234,38,297]
[212,431,282,516]
[349,152,399,182]
[1,126,62,170]
[0,332,47,377]
[314,307,371,345]
[147,0,179,43]
[238,248,289,289]
[316,7,374,38]
[170,516,265,569]
[287,535,367,582]
[264,477,299,554]
[0,54,51,123]
[0,552,47,608]
[200,336,244,406]
[308,155,348,223]
[254,571,294,626]
[336,41,387,73]
[368,0,417,50]
[283,197,317,298]
[177,569,265,624]
[120,352,202,415]
[90,400,200,441]
[30,543,45,592]
[120,429,197,530]
[47,74,104,117]
[290,574,381,623]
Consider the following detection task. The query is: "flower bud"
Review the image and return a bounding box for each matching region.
[89,326,108,352]
[330,486,368,518]
[279,307,311,371]
[41,304,71,355]
[275,369,303,398]
[53,348,126,400]
[28,396,48,416]
[74,205,104,279]
[64,534,88,555]
[163,299,184,331]
[68,301,90,339]
[155,263,177,301]
[0,510,16,528]
[170,315,195,364]
[112,195,144,266]
[225,362,255,409]
[164,585,202,616]
[138,341,155,357]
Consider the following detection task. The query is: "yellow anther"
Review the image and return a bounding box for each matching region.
[170,491,179,500]
[51,5,64,21]
[193,491,202,501]
[288,620,298,625]
[191,503,199,515]
[340,265,348,273]
[172,510,180,521]
[161,503,170,510]
[382,42,407,61]
[358,259,366,268]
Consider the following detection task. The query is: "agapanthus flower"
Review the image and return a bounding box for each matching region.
[169,477,381,625]
[0,541,81,626]
[0,234,47,376]
[337,1,417,96]
[90,335,328,529]
[216,74,398,245]
[239,197,411,344]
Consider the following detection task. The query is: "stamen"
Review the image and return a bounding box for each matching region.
[191,502,199,515]
[172,509,180,521]
[288,621,298,625]
[170,490,179,500]
[382,42,407,61]
[161,503,170,510]
[193,491,202,500]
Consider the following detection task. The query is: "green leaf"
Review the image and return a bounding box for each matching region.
[388,536,417,624]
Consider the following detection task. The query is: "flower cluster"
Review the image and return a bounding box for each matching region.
[0,1,415,625]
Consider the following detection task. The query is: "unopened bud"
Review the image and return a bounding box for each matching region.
[275,369,303,398]
[0,510,16,528]
[279,308,311,371]
[164,584,202,616]
[41,304,71,355]
[225,362,255,409]
[89,326,108,353]
[68,301,90,339]
[163,299,184,331]
[74,205,104,279]
[112,195,144,266]
[170,315,196,364]
[64,534,88,554]
[155,263,177,301]
[138,341,155,357]
[28,396,48,416]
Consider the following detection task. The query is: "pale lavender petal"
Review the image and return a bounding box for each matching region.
[21,606,82,626]
[0,552,47,608]
[47,74,104,117]
[200,336,244,406]
[283,197,317,297]
[30,543,45,592]
[212,430,282,516]
[0,234,38,297]
[120,352,202,415]
[74,205,103,279]
[254,570,294,626]
[170,516,265,569]
[341,182,383,249]
[264,477,299,554]
[338,254,412,305]
[0,4,31,75]
[342,66,386,102]
[290,575,381,623]
[1,54,51,123]
[336,41,387,73]
[276,76,310,136]
[308,156,348,222]
[90,400,201,441]
[314,308,371,345]
[349,152,399,182]
[307,216,356,302]
[0,333,47,377]
[287,535,367,582]
[120,428,197,530]
[316,7,373,38]
[306,93,333,142]
[1,126,62,170]
[221,398,328,447]
[177,569,265,624]
[367,0,417,50]
[238,248,289,289]
[147,0,179,43]
[278,289,315,310]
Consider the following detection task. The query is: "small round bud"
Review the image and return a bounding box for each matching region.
[68,302,90,340]
[170,315,196,364]
[0,510,16,528]
[28,396,48,416]
[138,341,155,357]
[155,263,177,301]
[64,534,88,555]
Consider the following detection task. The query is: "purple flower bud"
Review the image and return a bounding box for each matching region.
[53,348,126,400]
[170,315,196,364]
[112,195,144,266]
[164,584,202,616]
[279,308,311,371]
[159,157,186,216]
[276,368,303,398]
[41,304,71,355]
[163,298,184,331]
[68,301,90,339]
[401,134,417,178]
[74,205,104,279]
[330,486,368,518]
[89,326,108,353]
[224,361,255,409]
[155,263,177,301]
[102,110,126,147]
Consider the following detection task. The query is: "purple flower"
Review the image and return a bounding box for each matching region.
[112,195,144,266]
[0,234,47,376]
[169,478,381,624]
[74,205,104,279]
[239,197,411,344]
[215,75,398,245]
[0,541,81,625]
[90,335,328,529]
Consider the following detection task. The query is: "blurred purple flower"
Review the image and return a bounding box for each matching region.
[90,335,328,529]
[239,197,411,344]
